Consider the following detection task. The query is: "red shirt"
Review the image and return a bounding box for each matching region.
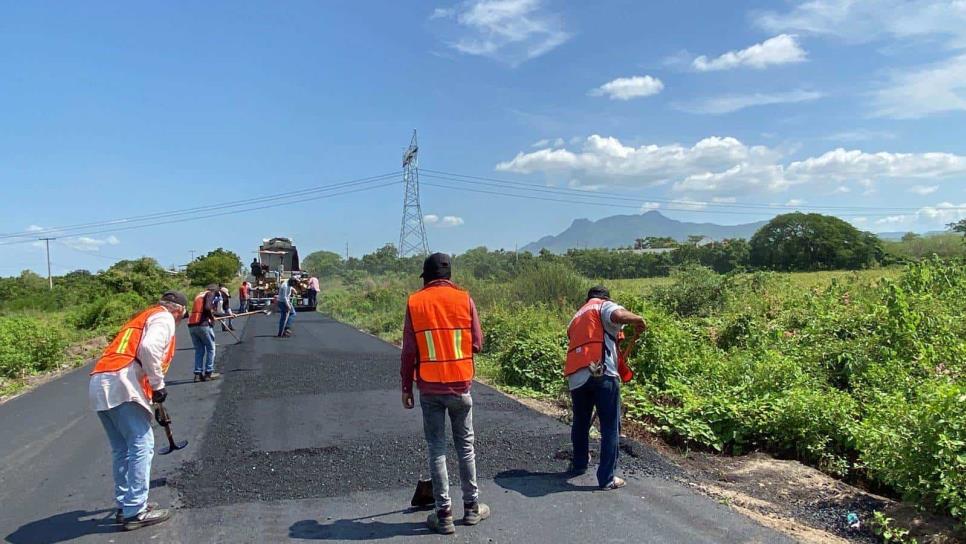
[239,283,249,299]
[400,279,483,395]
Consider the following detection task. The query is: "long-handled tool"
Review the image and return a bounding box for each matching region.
[213,309,271,320]
[154,403,188,455]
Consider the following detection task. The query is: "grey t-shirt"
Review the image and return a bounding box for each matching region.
[568,300,624,391]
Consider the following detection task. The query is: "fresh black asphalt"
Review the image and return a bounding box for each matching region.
[0,312,792,543]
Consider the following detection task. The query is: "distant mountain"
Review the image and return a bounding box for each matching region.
[521,211,768,253]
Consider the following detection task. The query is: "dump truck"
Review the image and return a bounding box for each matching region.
[247,237,316,312]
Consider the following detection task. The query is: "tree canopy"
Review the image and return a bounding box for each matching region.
[749,213,882,271]
[186,248,242,286]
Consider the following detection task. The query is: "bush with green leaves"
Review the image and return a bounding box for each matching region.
[70,291,147,333]
[510,261,590,308]
[0,316,68,378]
[652,265,727,317]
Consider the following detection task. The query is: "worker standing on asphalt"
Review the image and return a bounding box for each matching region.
[238,281,250,313]
[400,253,490,535]
[217,285,235,332]
[306,274,319,308]
[565,286,645,490]
[187,284,221,382]
[276,277,298,337]
[88,291,187,531]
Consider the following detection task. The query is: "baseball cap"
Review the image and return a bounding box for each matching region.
[420,252,451,280]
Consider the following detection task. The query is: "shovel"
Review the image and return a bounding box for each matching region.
[155,403,188,455]
[213,309,272,320]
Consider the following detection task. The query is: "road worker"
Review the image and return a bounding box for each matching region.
[88,291,187,531]
[187,284,221,382]
[400,253,490,535]
[565,285,645,490]
[276,277,298,337]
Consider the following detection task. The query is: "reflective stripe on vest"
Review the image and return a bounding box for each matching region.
[565,298,606,376]
[408,284,474,383]
[91,306,176,400]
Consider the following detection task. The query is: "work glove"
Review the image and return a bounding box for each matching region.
[152,387,168,404]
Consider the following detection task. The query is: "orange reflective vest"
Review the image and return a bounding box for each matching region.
[187,291,209,326]
[565,298,633,383]
[90,306,176,400]
[408,284,474,383]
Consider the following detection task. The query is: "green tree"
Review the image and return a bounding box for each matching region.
[750,213,882,271]
[301,250,343,277]
[186,248,242,286]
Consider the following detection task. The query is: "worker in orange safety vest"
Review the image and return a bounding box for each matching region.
[88,291,187,531]
[565,285,646,490]
[400,253,490,535]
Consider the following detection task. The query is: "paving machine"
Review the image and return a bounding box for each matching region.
[247,237,316,312]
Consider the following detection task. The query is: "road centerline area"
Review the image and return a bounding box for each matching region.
[2,312,790,543]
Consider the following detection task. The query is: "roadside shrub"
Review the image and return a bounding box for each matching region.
[510,262,589,308]
[652,265,726,317]
[0,316,68,378]
[70,292,146,332]
[855,383,966,519]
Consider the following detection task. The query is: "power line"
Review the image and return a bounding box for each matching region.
[421,168,960,214]
[0,172,400,241]
[420,178,917,218]
[0,179,400,247]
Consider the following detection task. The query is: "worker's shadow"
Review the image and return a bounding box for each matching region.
[289,511,430,540]
[6,509,118,544]
[494,469,599,497]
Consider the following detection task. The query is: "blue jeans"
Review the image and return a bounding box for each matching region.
[237,299,249,313]
[278,305,294,336]
[571,375,621,487]
[420,393,478,510]
[189,325,216,374]
[96,402,154,519]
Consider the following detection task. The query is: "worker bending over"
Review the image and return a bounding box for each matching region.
[400,253,490,535]
[187,284,221,382]
[88,291,187,531]
[565,286,645,490]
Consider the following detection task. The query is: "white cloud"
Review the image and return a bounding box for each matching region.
[692,34,807,71]
[531,137,565,148]
[917,202,966,224]
[496,134,966,197]
[712,196,737,203]
[824,129,896,142]
[876,215,912,225]
[424,214,464,228]
[590,75,664,100]
[755,0,966,48]
[870,54,966,119]
[62,235,121,252]
[431,0,570,65]
[640,202,661,211]
[786,198,806,206]
[910,185,939,195]
[668,198,708,211]
[677,90,823,114]
[27,225,45,233]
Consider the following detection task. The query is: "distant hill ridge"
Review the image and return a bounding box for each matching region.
[522,211,768,253]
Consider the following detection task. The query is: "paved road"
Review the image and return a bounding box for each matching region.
[1,312,791,543]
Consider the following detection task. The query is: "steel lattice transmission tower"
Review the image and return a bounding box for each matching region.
[398,130,430,257]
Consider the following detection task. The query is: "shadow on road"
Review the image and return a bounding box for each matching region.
[494,469,598,497]
[289,513,430,540]
[6,509,117,544]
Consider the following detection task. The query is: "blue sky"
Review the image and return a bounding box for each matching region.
[3,0,966,275]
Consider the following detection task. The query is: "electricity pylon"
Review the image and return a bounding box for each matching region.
[398,130,430,257]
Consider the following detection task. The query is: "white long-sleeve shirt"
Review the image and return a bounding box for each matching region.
[89,309,175,414]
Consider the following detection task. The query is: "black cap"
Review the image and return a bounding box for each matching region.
[161,290,189,307]
[587,285,610,301]
[420,252,452,280]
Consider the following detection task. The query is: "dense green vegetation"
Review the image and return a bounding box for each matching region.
[319,255,965,523]
[0,258,191,395]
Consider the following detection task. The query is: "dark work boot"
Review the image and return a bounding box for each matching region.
[204,372,220,381]
[427,508,455,535]
[462,502,490,526]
